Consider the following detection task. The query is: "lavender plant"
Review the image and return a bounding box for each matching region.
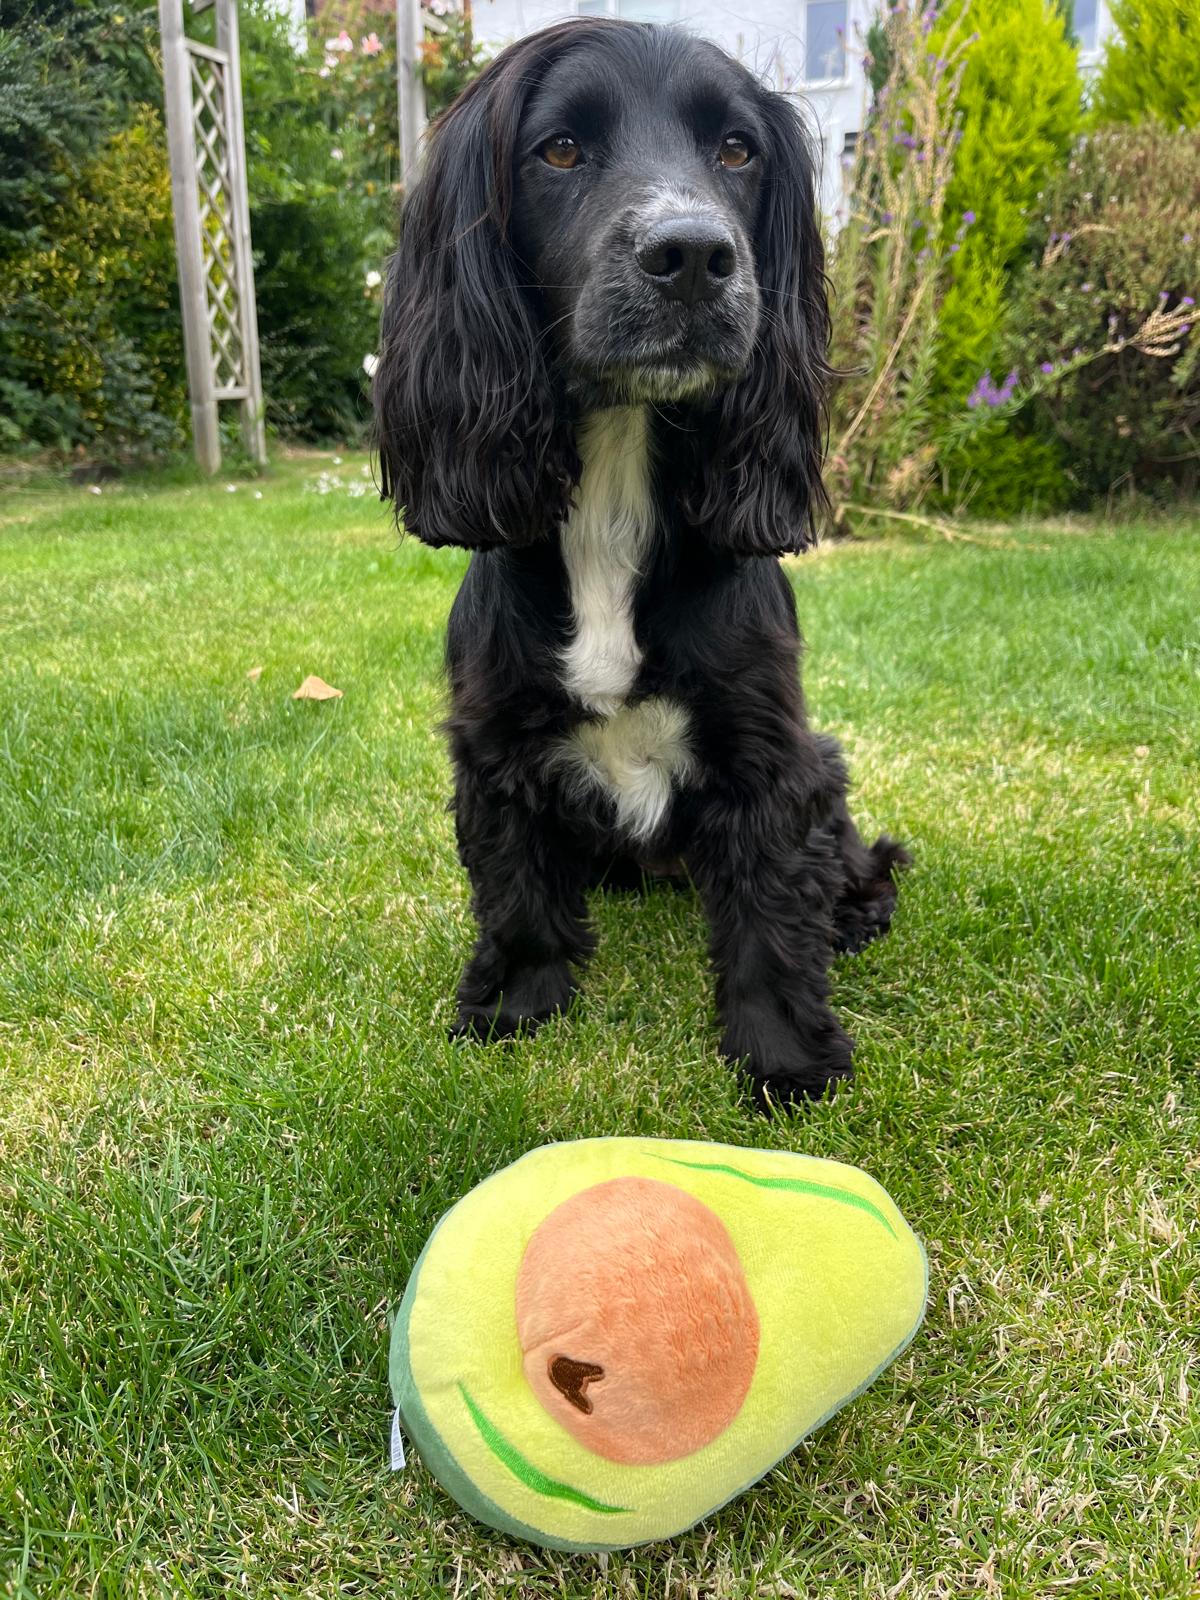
[825,0,973,529]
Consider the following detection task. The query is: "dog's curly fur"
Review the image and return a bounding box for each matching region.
[375,19,908,1106]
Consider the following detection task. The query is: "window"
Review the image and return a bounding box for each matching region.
[805,0,847,82]
[576,0,610,14]
[1072,0,1098,52]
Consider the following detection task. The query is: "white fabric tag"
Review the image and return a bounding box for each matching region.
[390,1408,406,1471]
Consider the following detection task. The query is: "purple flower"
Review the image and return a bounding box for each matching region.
[962,211,976,227]
[881,210,893,223]
[1081,282,1093,292]
[1040,362,1054,374]
[1184,234,1194,245]
[1183,296,1196,306]
[1183,325,1193,336]
[968,369,1018,409]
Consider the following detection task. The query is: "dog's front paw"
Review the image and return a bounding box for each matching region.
[720,999,854,1111]
[451,956,575,1042]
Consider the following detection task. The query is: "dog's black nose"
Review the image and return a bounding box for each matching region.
[635,218,737,305]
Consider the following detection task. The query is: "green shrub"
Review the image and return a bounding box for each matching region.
[2,109,184,454]
[930,0,1082,406]
[1001,124,1200,502]
[0,0,492,456]
[0,2,182,456]
[1090,0,1200,129]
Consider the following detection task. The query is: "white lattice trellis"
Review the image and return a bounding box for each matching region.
[160,0,266,472]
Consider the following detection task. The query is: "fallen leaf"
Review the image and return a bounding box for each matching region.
[246,666,264,682]
[293,674,342,701]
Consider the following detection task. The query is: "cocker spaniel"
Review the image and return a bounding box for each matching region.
[375,19,908,1106]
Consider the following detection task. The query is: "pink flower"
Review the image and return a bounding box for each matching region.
[362,31,382,54]
[326,30,353,52]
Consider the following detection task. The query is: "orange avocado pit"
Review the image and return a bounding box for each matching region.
[515,1176,760,1465]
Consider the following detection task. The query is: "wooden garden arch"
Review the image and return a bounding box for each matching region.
[159,0,267,472]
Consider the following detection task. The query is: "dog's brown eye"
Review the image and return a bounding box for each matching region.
[719,134,753,169]
[542,135,581,170]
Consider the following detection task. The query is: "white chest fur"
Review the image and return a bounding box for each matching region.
[560,407,654,718]
[556,408,694,841]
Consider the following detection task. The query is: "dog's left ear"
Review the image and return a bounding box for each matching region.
[685,93,831,556]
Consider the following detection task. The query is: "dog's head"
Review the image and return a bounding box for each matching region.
[375,20,829,555]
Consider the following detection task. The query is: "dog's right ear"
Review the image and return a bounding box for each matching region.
[373,43,578,549]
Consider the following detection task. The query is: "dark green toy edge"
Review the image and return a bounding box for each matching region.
[387,1143,931,1555]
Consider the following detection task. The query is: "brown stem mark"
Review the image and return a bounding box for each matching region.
[549,1355,605,1415]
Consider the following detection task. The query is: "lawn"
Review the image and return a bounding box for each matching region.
[1,454,1197,1599]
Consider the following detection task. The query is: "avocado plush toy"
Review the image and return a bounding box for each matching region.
[389,1137,927,1551]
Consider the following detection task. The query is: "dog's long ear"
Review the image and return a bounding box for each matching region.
[374,42,578,549]
[685,92,831,556]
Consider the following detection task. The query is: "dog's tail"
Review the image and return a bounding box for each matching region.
[814,733,911,955]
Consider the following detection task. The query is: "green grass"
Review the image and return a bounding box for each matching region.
[1,454,1197,1598]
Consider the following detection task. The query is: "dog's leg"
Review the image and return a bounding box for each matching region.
[450,768,595,1041]
[686,746,854,1108]
[815,733,911,955]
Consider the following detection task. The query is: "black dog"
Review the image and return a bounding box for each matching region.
[375,19,907,1105]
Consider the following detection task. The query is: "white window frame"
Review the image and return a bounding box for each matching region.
[1073,0,1103,63]
[802,0,850,90]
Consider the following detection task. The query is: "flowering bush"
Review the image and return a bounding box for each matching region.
[233,0,396,440]
[825,1,972,525]
[926,0,1081,510]
[204,0,491,441]
[826,0,1086,524]
[999,124,1200,502]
